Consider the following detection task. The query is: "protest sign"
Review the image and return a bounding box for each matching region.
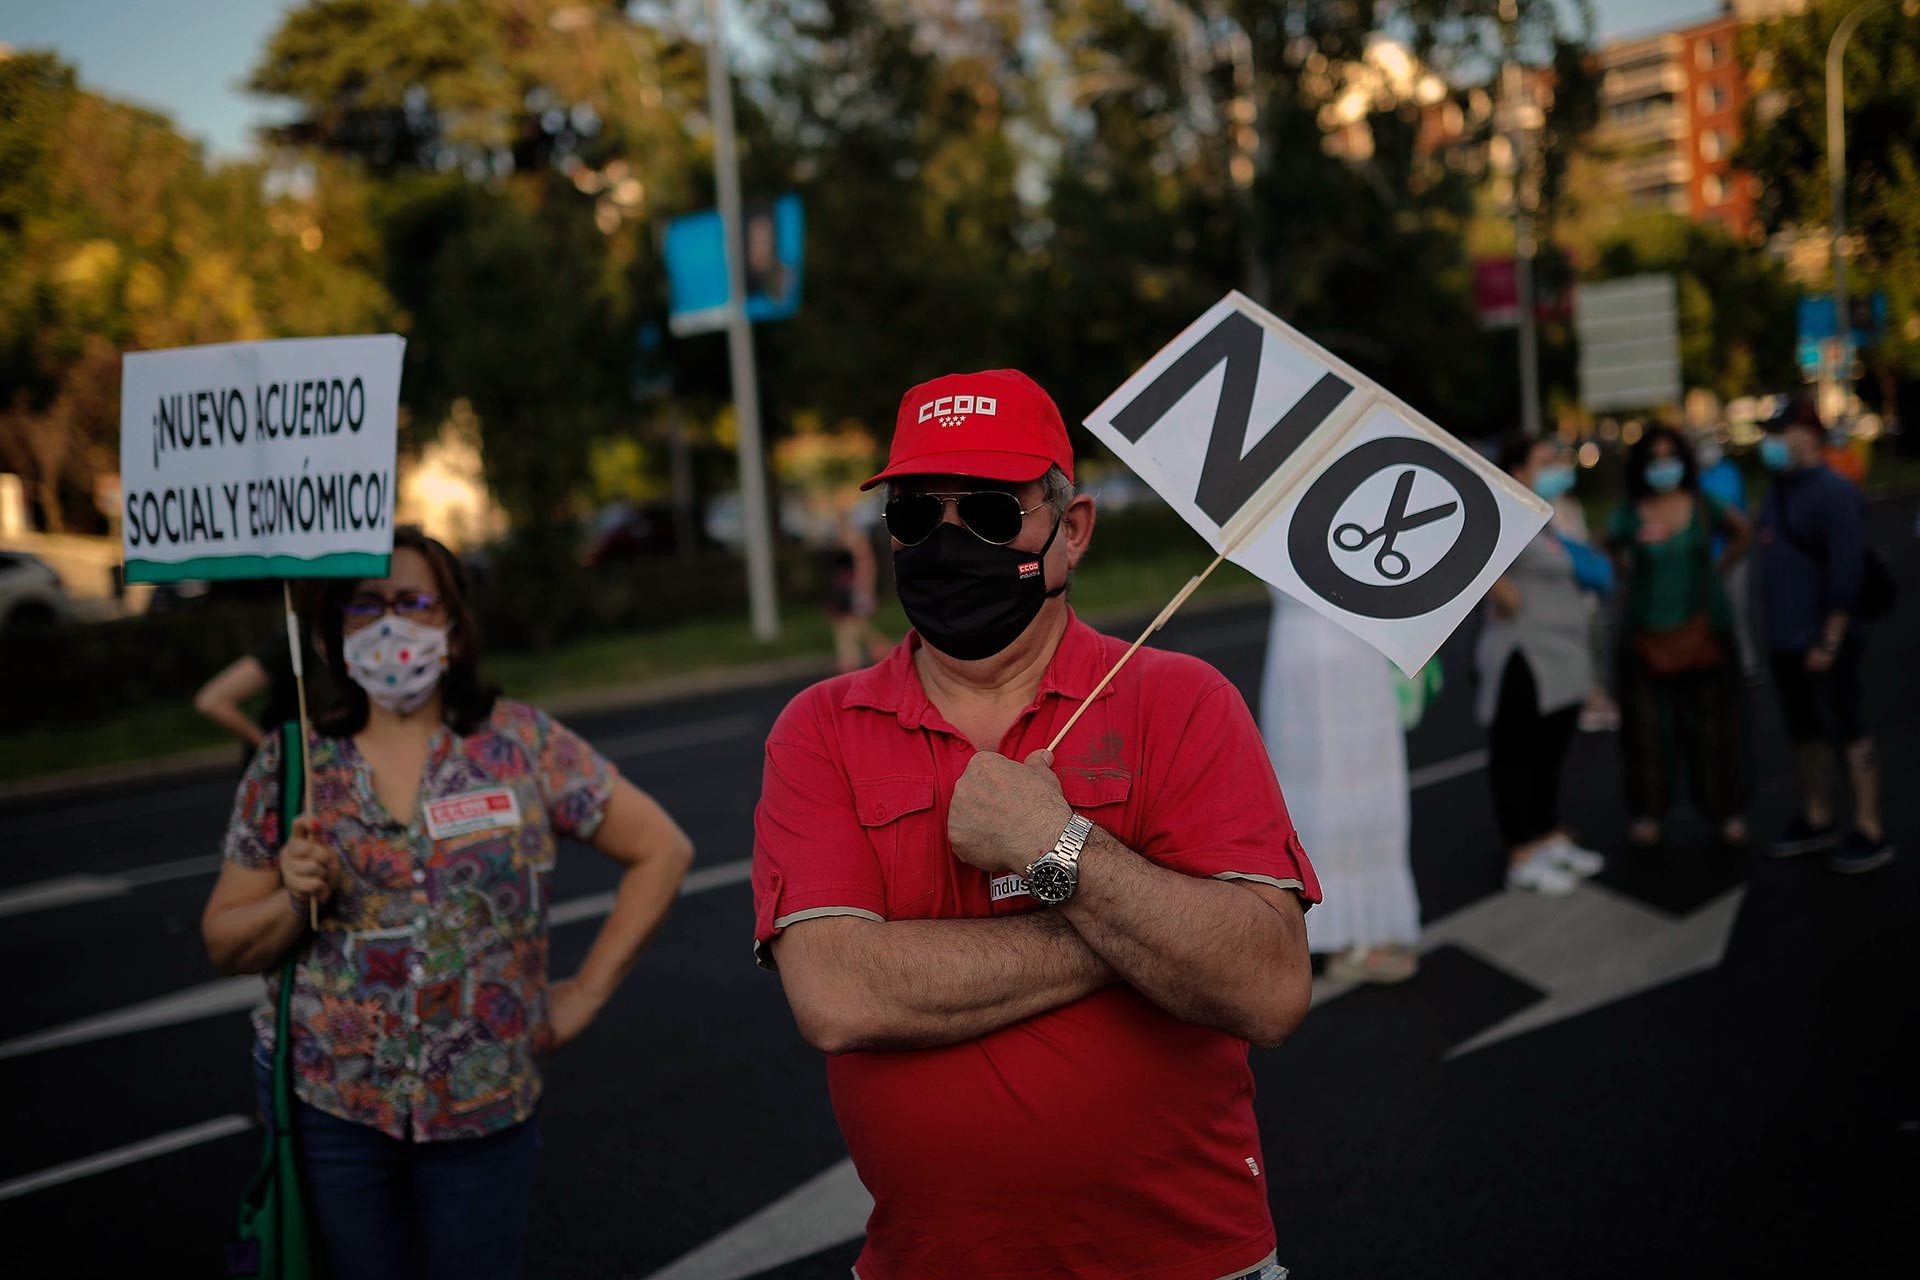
[119,335,406,584]
[1080,291,1549,684]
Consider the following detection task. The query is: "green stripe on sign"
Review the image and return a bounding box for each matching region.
[124,552,392,584]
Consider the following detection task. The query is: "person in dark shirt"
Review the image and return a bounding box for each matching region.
[196,641,329,771]
[1756,398,1892,873]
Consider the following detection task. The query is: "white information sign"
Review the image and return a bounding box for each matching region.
[119,335,406,583]
[1576,274,1681,412]
[1084,293,1550,675]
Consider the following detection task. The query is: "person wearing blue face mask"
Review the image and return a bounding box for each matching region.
[1476,437,1607,895]
[1755,397,1893,873]
[1605,425,1753,851]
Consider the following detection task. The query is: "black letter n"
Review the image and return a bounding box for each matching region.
[1110,311,1353,526]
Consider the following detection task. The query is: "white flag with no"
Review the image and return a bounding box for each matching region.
[1084,292,1551,675]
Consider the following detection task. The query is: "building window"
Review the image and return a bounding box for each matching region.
[1701,130,1726,162]
[1698,82,1728,115]
[1697,39,1722,71]
[1703,173,1726,206]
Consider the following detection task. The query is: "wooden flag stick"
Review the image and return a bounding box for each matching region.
[1046,547,1230,753]
[283,581,319,932]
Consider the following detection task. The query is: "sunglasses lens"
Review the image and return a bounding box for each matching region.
[957,492,1025,544]
[883,495,943,545]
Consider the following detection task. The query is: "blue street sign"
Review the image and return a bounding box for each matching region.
[1796,292,1885,370]
[664,194,805,337]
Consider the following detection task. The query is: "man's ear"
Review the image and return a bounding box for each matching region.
[1062,494,1096,567]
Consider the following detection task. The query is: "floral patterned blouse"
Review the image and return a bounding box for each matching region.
[224,698,615,1142]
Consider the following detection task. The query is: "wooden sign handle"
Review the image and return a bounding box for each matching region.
[284,581,319,932]
[1046,548,1230,754]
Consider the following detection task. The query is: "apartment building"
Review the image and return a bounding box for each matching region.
[1592,3,1806,239]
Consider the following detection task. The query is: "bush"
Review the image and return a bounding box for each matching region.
[3,600,283,731]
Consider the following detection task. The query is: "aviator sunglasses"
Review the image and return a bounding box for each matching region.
[883,490,1049,547]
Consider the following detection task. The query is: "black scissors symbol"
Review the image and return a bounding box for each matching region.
[1332,470,1459,581]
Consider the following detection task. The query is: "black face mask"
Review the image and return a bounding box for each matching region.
[894,516,1067,661]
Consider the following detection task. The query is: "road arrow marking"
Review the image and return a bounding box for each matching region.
[1312,881,1746,1059]
[1428,881,1744,1058]
[643,1158,869,1280]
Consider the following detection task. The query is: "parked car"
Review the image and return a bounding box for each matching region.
[582,501,709,566]
[0,550,75,629]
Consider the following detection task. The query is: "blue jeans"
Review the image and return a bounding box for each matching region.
[251,1046,541,1280]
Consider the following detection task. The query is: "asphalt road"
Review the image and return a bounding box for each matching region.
[2,497,1916,1278]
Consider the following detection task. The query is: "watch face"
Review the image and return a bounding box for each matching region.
[1029,859,1075,904]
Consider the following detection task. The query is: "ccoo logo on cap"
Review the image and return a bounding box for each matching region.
[862,369,1076,491]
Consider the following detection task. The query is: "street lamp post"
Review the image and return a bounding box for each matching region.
[704,0,780,641]
[1501,0,1543,438]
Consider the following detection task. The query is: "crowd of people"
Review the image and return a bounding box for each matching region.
[1220,397,1894,992]
[194,370,1894,1276]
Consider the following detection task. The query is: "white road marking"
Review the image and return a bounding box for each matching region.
[643,1158,870,1280]
[0,858,762,1201]
[0,858,756,1061]
[1310,881,1747,1058]
[0,975,259,1061]
[0,715,760,919]
[0,874,131,918]
[593,714,761,760]
[1429,882,1745,1058]
[0,1115,255,1203]
[0,855,223,919]
[0,784,232,840]
[1408,749,1488,791]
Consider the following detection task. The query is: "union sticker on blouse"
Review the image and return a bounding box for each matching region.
[424,788,523,840]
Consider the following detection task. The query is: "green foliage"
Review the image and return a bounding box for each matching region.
[1589,213,1799,399]
[0,52,393,531]
[5,2,1617,552]
[1739,0,1920,377]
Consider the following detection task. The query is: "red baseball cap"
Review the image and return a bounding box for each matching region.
[861,369,1075,491]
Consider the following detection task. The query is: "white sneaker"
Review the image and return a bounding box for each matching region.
[1506,850,1578,897]
[1543,834,1604,878]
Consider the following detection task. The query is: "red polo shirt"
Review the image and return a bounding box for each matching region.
[752,612,1320,1280]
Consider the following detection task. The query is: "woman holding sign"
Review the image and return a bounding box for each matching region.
[200,526,693,1280]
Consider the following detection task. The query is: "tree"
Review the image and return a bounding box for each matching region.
[1588,213,1799,401]
[0,52,392,531]
[1040,0,1595,437]
[1740,0,1920,380]
[743,0,1045,433]
[250,0,710,585]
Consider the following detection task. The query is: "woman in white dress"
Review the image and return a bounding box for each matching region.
[1258,586,1420,983]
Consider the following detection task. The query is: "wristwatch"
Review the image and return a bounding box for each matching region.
[1025,814,1094,906]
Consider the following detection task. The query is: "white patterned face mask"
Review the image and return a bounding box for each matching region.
[342,615,449,714]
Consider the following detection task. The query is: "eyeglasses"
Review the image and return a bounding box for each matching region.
[883,491,1048,547]
[341,589,444,632]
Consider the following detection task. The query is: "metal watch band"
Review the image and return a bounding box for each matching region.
[1025,815,1094,905]
[1054,813,1093,863]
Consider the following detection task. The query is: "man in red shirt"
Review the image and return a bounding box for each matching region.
[753,369,1320,1280]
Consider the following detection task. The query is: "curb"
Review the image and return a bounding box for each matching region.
[0,588,1268,810]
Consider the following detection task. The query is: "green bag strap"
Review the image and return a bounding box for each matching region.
[232,719,312,1270]
[271,720,305,1137]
